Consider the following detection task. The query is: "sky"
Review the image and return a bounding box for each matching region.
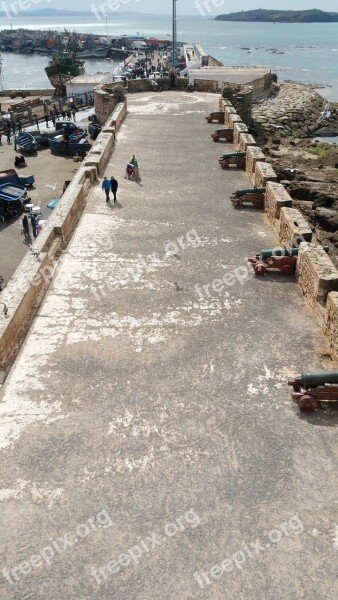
[19,1,338,16]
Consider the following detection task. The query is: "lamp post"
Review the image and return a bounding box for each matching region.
[172,0,177,68]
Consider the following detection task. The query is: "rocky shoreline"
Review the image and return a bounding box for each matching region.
[251,82,338,262]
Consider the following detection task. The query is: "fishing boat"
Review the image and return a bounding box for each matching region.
[16,132,38,153]
[48,128,90,156]
[0,182,26,203]
[88,123,102,140]
[45,35,85,94]
[77,47,108,59]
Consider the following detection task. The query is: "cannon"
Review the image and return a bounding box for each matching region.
[288,371,338,412]
[211,128,234,143]
[219,151,246,170]
[248,245,329,277]
[206,111,225,124]
[231,187,266,209]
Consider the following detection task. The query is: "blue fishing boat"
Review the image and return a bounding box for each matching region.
[16,132,38,154]
[88,123,102,140]
[0,182,26,203]
[48,128,90,156]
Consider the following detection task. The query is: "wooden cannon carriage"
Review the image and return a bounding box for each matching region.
[219,151,246,169]
[288,371,338,412]
[231,187,266,209]
[248,245,329,277]
[211,128,234,143]
[206,111,225,124]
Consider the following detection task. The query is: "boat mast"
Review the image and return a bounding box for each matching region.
[172,0,177,68]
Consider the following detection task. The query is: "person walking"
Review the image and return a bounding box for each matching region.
[72,108,76,121]
[35,115,39,129]
[51,112,56,127]
[110,176,118,203]
[45,113,49,128]
[18,120,22,132]
[6,128,11,144]
[22,214,30,240]
[102,176,111,203]
[30,213,37,239]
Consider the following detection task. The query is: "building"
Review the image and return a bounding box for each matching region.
[66,72,114,99]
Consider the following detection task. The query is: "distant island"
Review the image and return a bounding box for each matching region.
[215,9,338,23]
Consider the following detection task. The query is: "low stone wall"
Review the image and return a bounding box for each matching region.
[254,162,278,188]
[222,95,338,355]
[246,146,265,181]
[194,79,219,93]
[279,208,312,248]
[238,133,256,152]
[128,79,154,93]
[296,243,338,307]
[265,182,293,232]
[324,293,338,359]
[0,102,126,376]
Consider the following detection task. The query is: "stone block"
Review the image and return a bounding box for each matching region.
[238,133,257,152]
[233,122,249,146]
[228,113,243,128]
[324,292,338,359]
[265,182,293,230]
[296,244,338,307]
[224,106,237,126]
[246,146,265,182]
[279,208,312,248]
[254,161,278,188]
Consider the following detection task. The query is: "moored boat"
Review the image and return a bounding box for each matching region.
[45,35,85,95]
[16,132,38,153]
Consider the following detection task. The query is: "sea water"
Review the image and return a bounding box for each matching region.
[1,14,338,99]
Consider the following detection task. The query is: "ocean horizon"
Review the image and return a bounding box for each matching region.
[1,14,338,100]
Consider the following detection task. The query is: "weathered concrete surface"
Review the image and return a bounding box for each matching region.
[1,92,338,600]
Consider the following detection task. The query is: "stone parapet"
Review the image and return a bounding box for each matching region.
[246,146,265,181]
[296,243,338,308]
[219,98,233,111]
[238,133,257,152]
[0,101,126,375]
[324,293,338,359]
[279,208,312,248]
[233,122,249,146]
[265,182,293,231]
[254,162,278,188]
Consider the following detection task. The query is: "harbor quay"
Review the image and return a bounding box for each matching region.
[0,90,338,599]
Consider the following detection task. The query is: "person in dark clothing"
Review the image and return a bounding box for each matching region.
[110,176,118,203]
[11,121,16,134]
[6,129,11,144]
[30,213,37,239]
[22,214,30,240]
[18,120,22,132]
[45,114,49,128]
[51,112,56,127]
[62,110,66,120]
[35,115,39,129]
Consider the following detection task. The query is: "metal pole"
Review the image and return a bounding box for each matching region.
[172,0,177,69]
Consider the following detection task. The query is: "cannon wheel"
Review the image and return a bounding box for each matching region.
[234,199,243,209]
[298,394,318,412]
[253,198,264,209]
[254,263,267,276]
[280,264,294,276]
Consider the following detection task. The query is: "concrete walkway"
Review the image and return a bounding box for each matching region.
[1,92,338,600]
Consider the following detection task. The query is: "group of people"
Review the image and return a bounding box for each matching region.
[0,118,22,145]
[101,156,141,204]
[102,176,119,204]
[22,209,39,241]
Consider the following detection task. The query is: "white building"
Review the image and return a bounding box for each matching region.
[66,72,114,99]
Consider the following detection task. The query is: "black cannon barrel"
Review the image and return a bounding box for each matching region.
[235,187,266,198]
[256,245,329,260]
[222,151,246,159]
[216,128,234,133]
[299,371,338,388]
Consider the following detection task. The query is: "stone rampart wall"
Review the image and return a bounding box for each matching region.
[215,97,338,359]
[0,102,126,375]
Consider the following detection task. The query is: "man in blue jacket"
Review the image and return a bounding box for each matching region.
[102,177,111,203]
